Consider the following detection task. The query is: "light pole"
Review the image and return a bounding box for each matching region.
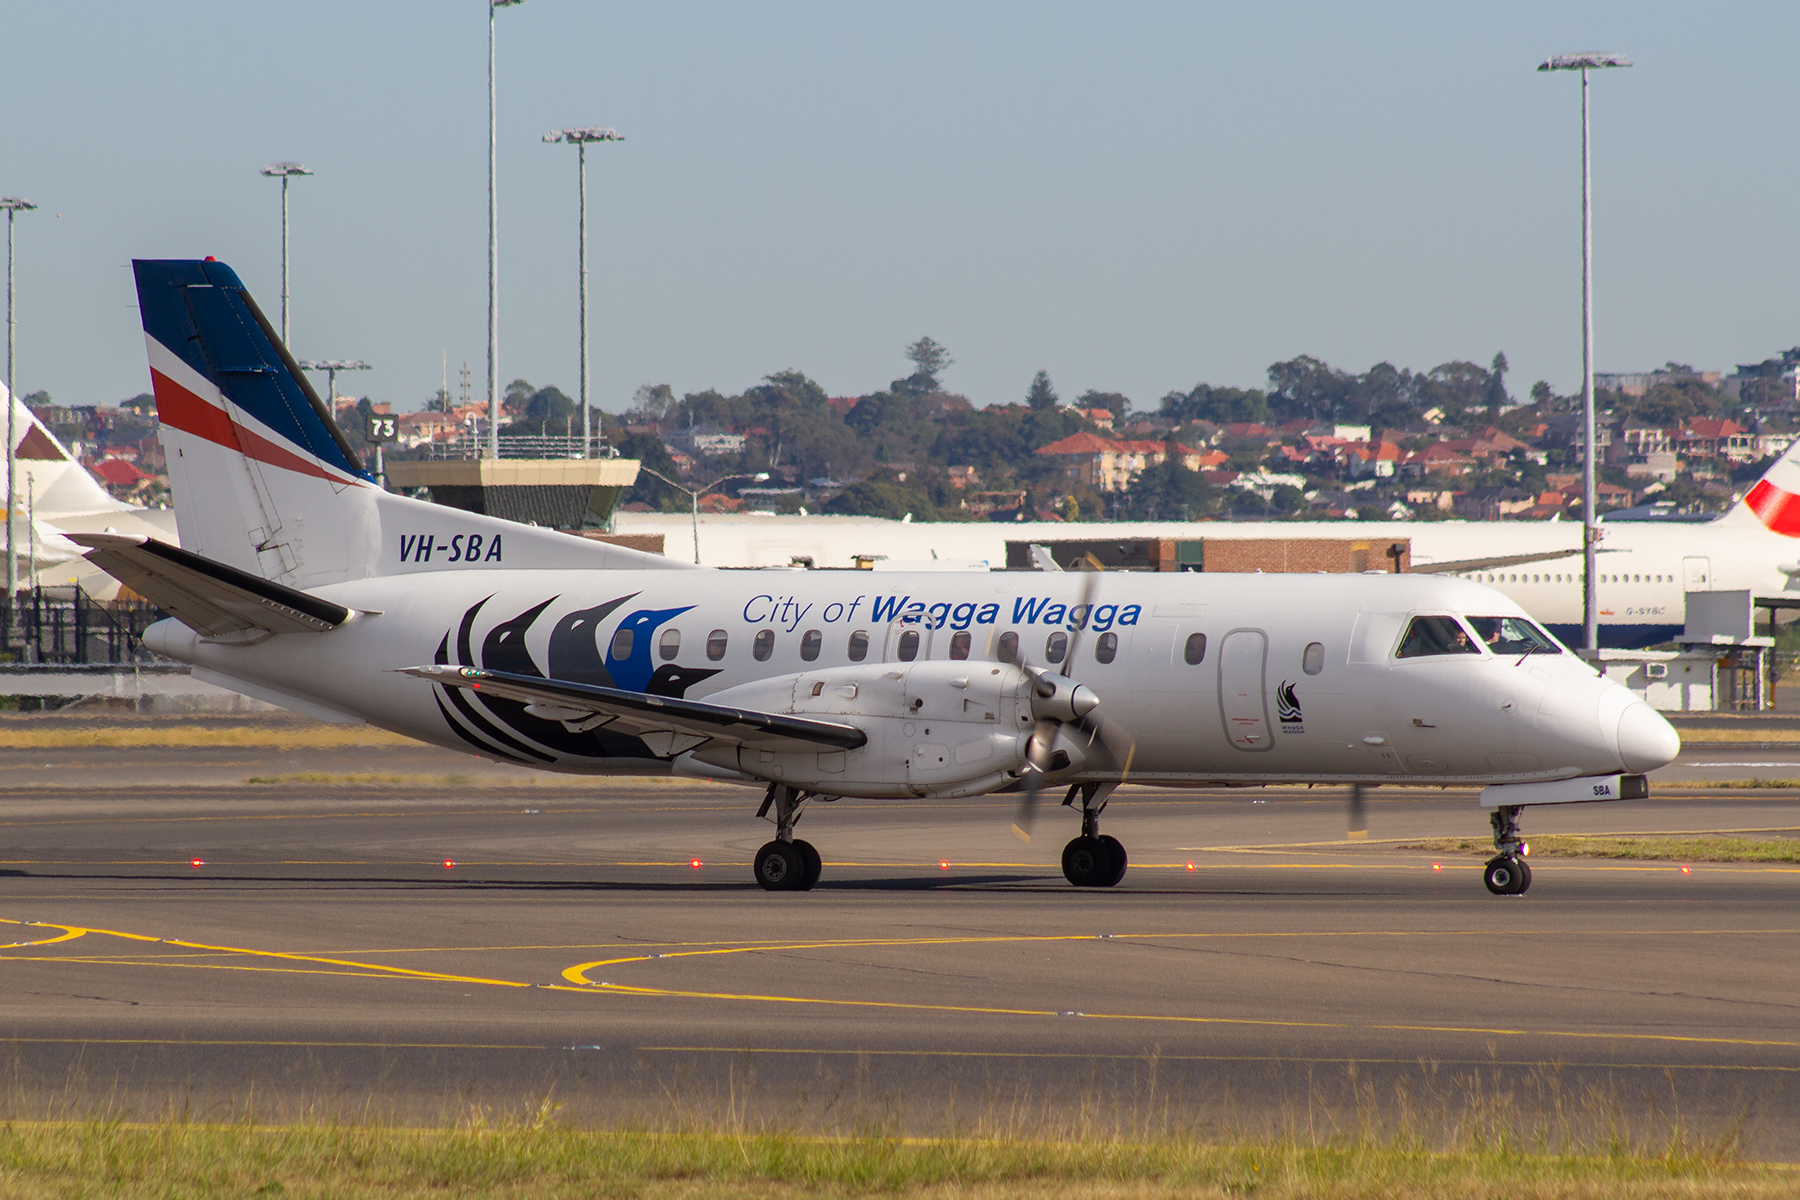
[1539,52,1631,655]
[298,359,372,418]
[637,467,770,565]
[300,359,376,483]
[259,163,312,348]
[544,127,624,460]
[488,0,524,460]
[2,196,37,624]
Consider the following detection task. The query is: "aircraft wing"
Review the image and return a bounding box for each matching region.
[403,664,869,755]
[68,532,350,637]
[1412,548,1619,575]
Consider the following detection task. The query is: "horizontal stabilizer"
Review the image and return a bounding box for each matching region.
[69,533,350,637]
[403,664,868,754]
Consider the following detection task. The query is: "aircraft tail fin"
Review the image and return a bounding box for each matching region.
[0,379,138,518]
[132,259,679,586]
[1720,434,1800,534]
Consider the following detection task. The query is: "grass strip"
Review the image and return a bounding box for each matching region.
[0,725,418,749]
[1664,727,1800,743]
[245,772,482,786]
[0,1123,1775,1199]
[1398,834,1800,863]
[239,771,716,788]
[1664,778,1800,789]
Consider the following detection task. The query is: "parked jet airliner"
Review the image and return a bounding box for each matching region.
[73,260,1681,896]
[609,455,1800,650]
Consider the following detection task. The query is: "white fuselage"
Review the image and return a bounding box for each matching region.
[145,568,1667,790]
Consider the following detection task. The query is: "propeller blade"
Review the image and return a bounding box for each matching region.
[1013,566,1105,842]
[1075,713,1136,777]
[1012,717,1060,842]
[1062,561,1104,666]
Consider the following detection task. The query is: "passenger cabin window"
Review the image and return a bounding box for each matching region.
[1094,631,1118,664]
[800,629,822,661]
[658,628,680,661]
[753,630,775,661]
[997,631,1020,663]
[1302,641,1324,675]
[1184,632,1207,665]
[610,628,634,659]
[1466,616,1561,656]
[847,630,870,662]
[897,629,920,661]
[1045,632,1068,664]
[1396,615,1479,658]
[706,629,728,661]
[948,631,971,660]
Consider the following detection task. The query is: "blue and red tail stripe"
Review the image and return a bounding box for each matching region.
[132,259,372,484]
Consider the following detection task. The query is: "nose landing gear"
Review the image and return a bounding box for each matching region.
[1061,782,1126,887]
[753,783,827,892]
[1483,805,1532,895]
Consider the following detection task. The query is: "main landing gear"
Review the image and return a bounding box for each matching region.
[1483,805,1532,896]
[1061,782,1126,888]
[753,783,827,892]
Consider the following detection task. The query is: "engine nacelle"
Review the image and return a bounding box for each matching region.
[677,661,1036,798]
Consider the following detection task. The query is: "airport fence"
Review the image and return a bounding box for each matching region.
[419,434,620,461]
[5,589,166,666]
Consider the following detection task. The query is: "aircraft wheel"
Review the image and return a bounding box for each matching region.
[1483,855,1527,896]
[1098,835,1128,887]
[1514,858,1533,894]
[794,839,822,891]
[1062,836,1111,887]
[754,840,803,891]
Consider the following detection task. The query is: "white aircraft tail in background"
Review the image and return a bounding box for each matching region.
[0,381,177,597]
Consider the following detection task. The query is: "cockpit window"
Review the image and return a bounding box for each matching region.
[1467,616,1562,655]
[1396,615,1479,658]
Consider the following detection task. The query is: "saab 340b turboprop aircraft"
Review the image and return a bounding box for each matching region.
[71,259,1682,896]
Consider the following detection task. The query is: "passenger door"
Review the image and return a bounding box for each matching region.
[1218,628,1271,751]
[1683,556,1711,593]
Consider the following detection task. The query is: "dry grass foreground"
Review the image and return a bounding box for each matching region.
[0,1123,1783,1199]
[1400,834,1800,863]
[0,723,418,749]
[1668,726,1800,743]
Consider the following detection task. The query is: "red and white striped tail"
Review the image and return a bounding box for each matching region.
[1733,436,1800,535]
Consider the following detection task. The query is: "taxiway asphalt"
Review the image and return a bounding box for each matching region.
[0,736,1797,1153]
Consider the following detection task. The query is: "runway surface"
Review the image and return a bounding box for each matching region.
[1,731,1798,1153]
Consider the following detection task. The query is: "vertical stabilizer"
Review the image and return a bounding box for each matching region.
[0,380,138,519]
[1721,434,1800,535]
[132,258,683,585]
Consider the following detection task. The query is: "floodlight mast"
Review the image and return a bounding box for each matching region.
[259,163,312,348]
[1538,51,1631,655]
[1,196,38,624]
[299,358,374,481]
[488,0,524,460]
[297,359,372,420]
[544,127,624,459]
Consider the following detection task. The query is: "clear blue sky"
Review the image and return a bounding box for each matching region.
[3,2,1796,415]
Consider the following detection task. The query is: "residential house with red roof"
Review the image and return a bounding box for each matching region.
[1343,441,1402,479]
[1676,417,1754,462]
[1399,443,1475,478]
